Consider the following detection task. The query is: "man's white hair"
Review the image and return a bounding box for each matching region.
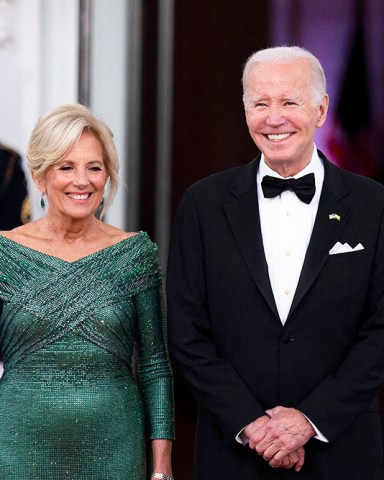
[242,46,327,107]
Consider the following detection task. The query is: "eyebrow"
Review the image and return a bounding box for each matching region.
[57,159,104,165]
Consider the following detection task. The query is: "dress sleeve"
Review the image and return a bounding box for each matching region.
[133,282,175,440]
[0,298,3,364]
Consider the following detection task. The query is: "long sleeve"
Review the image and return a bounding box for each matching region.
[297,207,384,441]
[166,189,265,440]
[134,283,175,440]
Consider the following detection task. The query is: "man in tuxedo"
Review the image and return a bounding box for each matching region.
[166,46,384,479]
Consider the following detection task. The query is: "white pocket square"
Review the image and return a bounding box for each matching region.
[329,242,364,255]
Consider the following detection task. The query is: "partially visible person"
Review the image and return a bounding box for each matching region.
[0,143,30,229]
[0,104,175,480]
[167,46,384,479]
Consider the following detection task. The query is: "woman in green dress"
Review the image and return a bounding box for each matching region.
[0,104,175,480]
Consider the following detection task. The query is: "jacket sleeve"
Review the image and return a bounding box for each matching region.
[298,207,384,442]
[166,189,265,441]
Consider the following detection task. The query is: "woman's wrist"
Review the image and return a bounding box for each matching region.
[151,438,173,479]
[151,473,174,480]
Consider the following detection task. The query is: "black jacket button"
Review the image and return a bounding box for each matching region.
[282,334,292,344]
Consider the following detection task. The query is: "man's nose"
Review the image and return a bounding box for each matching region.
[266,105,285,126]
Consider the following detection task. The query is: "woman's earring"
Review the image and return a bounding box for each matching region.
[99,197,105,210]
[40,193,46,210]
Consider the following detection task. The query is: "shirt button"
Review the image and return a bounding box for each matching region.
[285,250,291,256]
[286,211,292,217]
[284,289,290,295]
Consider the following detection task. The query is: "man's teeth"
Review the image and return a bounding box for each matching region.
[267,133,290,141]
[68,193,90,200]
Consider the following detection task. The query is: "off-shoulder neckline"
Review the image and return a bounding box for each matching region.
[0,230,148,265]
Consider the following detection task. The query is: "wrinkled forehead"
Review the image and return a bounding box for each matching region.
[247,58,312,81]
[247,61,312,91]
[245,60,316,103]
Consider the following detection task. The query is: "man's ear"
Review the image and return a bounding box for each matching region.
[316,93,329,128]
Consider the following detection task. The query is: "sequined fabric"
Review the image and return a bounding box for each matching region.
[0,232,174,480]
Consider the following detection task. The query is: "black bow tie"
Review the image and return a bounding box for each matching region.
[261,173,316,204]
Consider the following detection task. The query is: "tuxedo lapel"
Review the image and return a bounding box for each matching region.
[223,154,352,322]
[288,156,351,319]
[223,158,279,319]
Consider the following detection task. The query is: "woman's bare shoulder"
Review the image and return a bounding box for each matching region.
[101,223,140,243]
[0,223,36,242]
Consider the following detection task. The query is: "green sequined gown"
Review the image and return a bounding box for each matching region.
[0,232,174,480]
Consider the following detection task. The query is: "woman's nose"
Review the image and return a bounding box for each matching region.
[73,170,90,187]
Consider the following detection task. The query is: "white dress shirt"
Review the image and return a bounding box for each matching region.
[257,145,324,324]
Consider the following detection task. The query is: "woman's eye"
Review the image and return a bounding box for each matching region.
[58,166,72,171]
[89,166,102,172]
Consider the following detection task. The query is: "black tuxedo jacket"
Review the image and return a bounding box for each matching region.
[167,152,384,479]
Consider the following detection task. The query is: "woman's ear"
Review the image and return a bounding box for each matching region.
[32,172,46,194]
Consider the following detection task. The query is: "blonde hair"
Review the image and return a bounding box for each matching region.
[242,46,327,107]
[27,103,119,214]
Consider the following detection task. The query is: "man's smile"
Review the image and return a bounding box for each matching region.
[265,133,292,142]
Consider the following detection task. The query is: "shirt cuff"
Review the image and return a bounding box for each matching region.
[235,426,249,445]
[304,414,329,443]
